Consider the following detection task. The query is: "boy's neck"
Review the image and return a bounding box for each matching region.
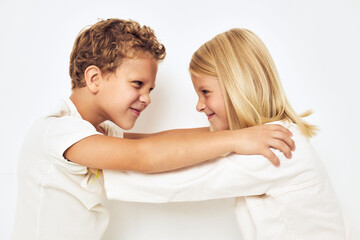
[70,89,104,127]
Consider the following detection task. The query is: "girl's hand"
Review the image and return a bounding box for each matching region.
[233,124,295,167]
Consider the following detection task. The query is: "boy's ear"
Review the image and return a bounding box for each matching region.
[84,65,102,94]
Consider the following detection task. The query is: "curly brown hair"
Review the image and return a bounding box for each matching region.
[69,18,166,89]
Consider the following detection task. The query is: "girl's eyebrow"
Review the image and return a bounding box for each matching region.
[195,86,203,92]
[197,85,209,91]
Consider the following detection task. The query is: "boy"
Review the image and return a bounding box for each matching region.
[11,19,294,240]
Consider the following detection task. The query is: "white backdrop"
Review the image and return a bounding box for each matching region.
[1,0,359,239]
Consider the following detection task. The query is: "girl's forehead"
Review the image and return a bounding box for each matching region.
[192,75,219,87]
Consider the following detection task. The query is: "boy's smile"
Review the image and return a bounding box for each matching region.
[191,75,229,131]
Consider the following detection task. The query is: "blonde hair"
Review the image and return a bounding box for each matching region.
[189,28,317,137]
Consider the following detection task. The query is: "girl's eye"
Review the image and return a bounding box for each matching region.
[202,90,210,95]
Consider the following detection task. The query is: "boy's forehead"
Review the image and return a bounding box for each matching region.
[123,57,157,66]
[116,58,158,77]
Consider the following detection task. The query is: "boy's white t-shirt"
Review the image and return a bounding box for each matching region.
[11,98,118,240]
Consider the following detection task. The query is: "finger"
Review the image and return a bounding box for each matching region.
[271,131,295,151]
[269,139,292,159]
[262,149,280,167]
[267,124,293,136]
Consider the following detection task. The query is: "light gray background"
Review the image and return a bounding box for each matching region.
[1,0,359,239]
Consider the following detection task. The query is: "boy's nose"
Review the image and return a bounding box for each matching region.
[139,94,151,105]
[196,100,205,112]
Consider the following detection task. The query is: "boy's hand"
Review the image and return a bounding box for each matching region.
[233,124,295,167]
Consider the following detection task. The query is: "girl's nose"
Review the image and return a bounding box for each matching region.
[196,100,205,112]
[139,93,151,105]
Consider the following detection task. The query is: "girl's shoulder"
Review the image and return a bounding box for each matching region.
[265,120,303,138]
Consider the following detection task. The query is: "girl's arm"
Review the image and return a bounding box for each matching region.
[64,124,294,173]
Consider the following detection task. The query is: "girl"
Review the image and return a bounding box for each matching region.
[104,29,353,239]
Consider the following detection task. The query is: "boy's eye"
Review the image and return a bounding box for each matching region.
[133,81,143,87]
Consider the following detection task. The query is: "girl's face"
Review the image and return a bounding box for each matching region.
[191,74,229,131]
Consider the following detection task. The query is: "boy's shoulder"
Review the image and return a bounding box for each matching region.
[25,99,72,136]
[28,99,92,135]
[46,98,79,119]
[21,99,100,167]
[25,98,98,150]
[36,98,123,140]
[44,98,98,137]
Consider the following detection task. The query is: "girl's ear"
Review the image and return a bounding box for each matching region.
[84,65,101,94]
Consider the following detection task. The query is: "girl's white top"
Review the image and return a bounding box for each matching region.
[103,122,354,239]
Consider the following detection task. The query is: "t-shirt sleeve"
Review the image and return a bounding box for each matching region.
[44,116,101,163]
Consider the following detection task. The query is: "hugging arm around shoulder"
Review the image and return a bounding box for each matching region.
[103,123,324,202]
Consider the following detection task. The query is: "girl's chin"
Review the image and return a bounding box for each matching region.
[210,123,230,132]
[210,124,221,132]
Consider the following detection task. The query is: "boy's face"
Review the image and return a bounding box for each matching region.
[97,58,158,130]
[191,74,229,131]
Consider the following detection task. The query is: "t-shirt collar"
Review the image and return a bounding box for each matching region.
[64,97,83,119]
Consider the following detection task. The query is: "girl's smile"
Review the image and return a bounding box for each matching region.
[207,112,215,120]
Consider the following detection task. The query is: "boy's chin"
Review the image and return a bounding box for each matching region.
[121,124,135,131]
[115,121,136,131]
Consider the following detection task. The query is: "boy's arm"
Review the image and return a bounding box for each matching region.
[64,124,294,173]
[124,127,210,139]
